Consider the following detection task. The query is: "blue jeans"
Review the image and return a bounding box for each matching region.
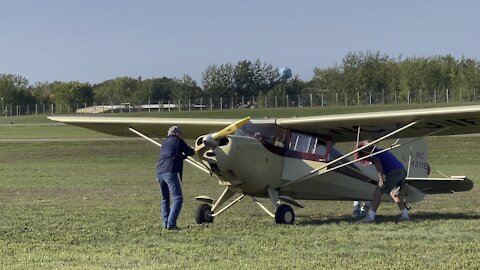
[157,172,183,228]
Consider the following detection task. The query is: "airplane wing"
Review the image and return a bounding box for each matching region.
[49,105,480,141]
[47,116,238,139]
[276,105,480,142]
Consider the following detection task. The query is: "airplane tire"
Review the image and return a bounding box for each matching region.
[195,203,214,224]
[275,204,295,225]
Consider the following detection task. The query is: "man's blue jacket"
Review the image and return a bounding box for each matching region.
[156,135,195,178]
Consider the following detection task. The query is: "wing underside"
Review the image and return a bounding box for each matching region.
[47,116,239,139]
[277,105,480,142]
[49,105,480,141]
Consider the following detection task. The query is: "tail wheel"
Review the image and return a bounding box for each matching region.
[275,204,295,225]
[195,203,214,224]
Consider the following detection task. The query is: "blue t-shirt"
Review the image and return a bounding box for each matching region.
[368,147,405,174]
[156,135,195,177]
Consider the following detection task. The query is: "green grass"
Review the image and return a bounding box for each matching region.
[1,105,480,269]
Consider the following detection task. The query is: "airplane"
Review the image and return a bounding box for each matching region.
[48,105,480,225]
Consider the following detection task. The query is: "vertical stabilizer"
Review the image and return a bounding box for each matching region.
[390,138,429,178]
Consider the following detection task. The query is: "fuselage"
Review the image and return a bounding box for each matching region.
[197,121,393,202]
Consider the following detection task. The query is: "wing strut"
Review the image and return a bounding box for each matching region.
[128,127,211,174]
[282,121,420,188]
[282,124,451,189]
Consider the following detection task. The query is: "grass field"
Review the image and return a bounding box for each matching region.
[1,104,479,269]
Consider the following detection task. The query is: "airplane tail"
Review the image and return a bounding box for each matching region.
[391,138,474,195]
[390,138,430,178]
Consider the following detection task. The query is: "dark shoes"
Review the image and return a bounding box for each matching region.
[166,226,179,231]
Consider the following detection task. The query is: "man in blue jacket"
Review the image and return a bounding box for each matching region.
[156,126,195,230]
[357,141,410,223]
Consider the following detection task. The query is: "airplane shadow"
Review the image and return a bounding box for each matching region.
[297,212,480,226]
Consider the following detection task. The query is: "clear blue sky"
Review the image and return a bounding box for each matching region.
[1,0,478,85]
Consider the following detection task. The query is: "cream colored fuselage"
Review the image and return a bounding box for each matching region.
[199,135,390,202]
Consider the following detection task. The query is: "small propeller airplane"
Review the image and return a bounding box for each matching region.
[48,105,479,225]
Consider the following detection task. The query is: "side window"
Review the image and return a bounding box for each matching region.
[289,133,311,152]
[312,138,327,156]
[287,132,330,161]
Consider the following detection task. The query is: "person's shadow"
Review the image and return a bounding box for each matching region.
[296,212,480,225]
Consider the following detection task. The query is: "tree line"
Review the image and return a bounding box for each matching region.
[1,52,480,109]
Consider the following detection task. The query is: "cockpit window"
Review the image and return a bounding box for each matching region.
[236,122,332,161]
[287,131,330,161]
[289,133,311,152]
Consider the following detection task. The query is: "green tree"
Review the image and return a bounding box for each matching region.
[0,74,31,105]
[93,76,140,104]
[171,74,202,103]
[53,82,93,108]
[202,63,235,98]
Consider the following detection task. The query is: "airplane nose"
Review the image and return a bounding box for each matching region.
[204,134,217,148]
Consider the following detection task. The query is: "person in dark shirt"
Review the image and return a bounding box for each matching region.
[156,126,195,230]
[356,141,410,223]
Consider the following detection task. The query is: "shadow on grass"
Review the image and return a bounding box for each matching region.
[296,212,480,226]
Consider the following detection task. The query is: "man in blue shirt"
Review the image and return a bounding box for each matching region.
[357,141,410,223]
[156,126,195,230]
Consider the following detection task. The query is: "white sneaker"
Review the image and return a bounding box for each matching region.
[398,215,410,222]
[360,215,375,223]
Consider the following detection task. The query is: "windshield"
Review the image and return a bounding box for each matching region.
[236,122,288,147]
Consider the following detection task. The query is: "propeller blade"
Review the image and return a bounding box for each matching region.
[211,117,251,140]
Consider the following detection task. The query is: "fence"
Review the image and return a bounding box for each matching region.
[2,89,479,117]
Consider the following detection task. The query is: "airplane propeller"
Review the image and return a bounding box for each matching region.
[195,117,251,151]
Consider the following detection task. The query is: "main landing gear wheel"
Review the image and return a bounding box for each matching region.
[275,204,295,225]
[195,203,214,224]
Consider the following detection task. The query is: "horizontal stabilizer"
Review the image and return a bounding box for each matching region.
[406,176,473,194]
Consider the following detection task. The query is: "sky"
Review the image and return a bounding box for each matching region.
[1,0,479,85]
